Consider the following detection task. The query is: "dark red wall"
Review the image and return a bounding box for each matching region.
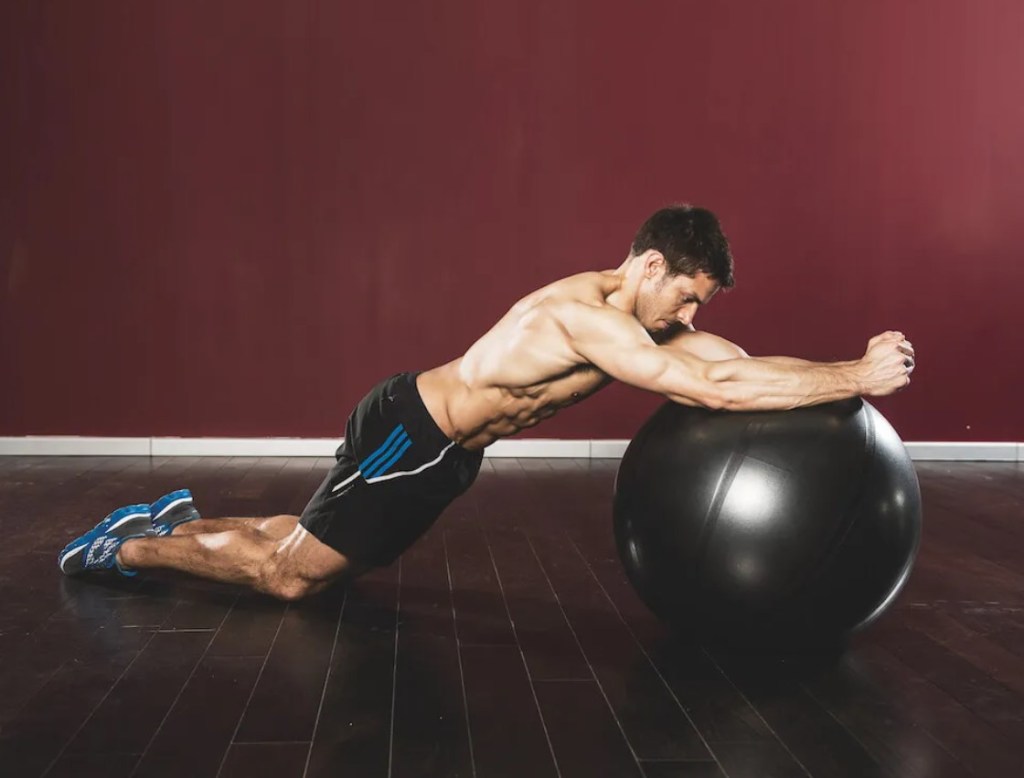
[2,1,1022,441]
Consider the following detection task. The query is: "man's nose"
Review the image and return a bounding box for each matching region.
[677,306,696,326]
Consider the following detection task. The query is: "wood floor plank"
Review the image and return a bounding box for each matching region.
[445,513,558,776]
[205,593,287,658]
[134,655,263,777]
[711,741,812,778]
[645,639,776,746]
[800,646,972,778]
[639,760,726,778]
[390,527,473,777]
[161,586,238,631]
[0,603,114,724]
[395,520,455,639]
[220,742,308,777]
[233,589,345,743]
[55,629,211,758]
[488,527,590,681]
[708,649,884,778]
[533,679,643,777]
[391,633,474,778]
[46,751,141,778]
[304,565,399,778]
[896,605,1024,698]
[852,643,1024,775]
[871,619,1024,742]
[446,527,516,646]
[0,647,136,776]
[531,534,711,761]
[460,644,558,778]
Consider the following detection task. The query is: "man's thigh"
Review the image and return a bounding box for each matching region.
[275,522,364,586]
[198,515,299,540]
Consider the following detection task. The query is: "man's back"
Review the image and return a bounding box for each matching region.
[417,270,622,450]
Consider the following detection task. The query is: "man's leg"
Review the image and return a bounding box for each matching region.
[170,514,299,540]
[116,521,362,600]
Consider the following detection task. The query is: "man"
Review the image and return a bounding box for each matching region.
[59,205,915,599]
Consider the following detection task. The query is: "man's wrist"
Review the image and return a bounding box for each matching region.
[843,360,868,395]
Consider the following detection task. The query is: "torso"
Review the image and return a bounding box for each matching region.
[417,271,622,450]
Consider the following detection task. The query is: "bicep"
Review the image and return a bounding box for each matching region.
[665,331,827,367]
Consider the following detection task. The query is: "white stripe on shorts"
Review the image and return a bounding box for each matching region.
[363,441,456,484]
[330,441,457,492]
[331,469,363,494]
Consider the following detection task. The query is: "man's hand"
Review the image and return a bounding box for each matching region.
[856,331,915,396]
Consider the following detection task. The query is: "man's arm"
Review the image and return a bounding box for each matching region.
[560,303,914,412]
[660,328,859,369]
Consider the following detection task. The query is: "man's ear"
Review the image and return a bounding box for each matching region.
[643,251,666,279]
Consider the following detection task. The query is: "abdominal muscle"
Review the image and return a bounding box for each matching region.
[417,360,611,451]
[416,273,618,451]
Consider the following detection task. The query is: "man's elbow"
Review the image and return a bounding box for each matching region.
[710,384,755,411]
[697,363,760,412]
[701,382,744,411]
[662,370,731,411]
[698,361,742,410]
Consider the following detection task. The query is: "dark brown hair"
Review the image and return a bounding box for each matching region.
[630,204,735,288]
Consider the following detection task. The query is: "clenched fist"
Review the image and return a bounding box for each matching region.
[857,331,915,396]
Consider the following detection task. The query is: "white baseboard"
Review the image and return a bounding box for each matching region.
[903,442,1019,462]
[152,437,341,458]
[0,436,1021,461]
[590,440,631,458]
[0,437,152,456]
[484,439,590,458]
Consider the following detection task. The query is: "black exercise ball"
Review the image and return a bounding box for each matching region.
[613,397,922,644]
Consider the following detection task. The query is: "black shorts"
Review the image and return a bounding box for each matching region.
[299,372,484,568]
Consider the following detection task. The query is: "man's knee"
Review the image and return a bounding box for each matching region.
[257,554,313,601]
[263,573,317,602]
[257,549,365,601]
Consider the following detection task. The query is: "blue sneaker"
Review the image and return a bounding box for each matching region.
[58,504,154,577]
[150,489,200,536]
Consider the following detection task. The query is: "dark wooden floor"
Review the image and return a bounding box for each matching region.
[0,455,1022,777]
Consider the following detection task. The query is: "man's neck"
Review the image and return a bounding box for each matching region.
[604,256,642,316]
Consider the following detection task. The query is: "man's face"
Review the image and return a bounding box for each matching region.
[636,259,720,335]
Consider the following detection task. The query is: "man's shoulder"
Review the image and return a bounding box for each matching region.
[532,270,620,309]
[545,298,646,348]
[506,271,634,341]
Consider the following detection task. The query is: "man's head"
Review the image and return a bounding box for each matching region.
[629,204,735,334]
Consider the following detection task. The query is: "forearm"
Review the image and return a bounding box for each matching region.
[662,356,865,411]
[758,356,859,369]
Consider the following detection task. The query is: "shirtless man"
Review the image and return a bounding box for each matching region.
[58,205,915,599]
